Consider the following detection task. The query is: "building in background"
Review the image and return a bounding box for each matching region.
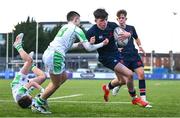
[39,21,93,31]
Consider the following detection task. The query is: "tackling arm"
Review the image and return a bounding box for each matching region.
[82,41,104,52]
[75,27,109,51]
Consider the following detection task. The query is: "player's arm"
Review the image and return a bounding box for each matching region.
[82,38,108,51]
[132,26,146,56]
[135,38,146,56]
[119,29,131,41]
[31,65,46,85]
[75,27,109,51]
[71,42,84,49]
[24,80,44,93]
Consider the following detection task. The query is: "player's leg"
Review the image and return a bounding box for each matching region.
[13,33,32,75]
[112,60,129,96]
[101,56,125,102]
[42,72,67,99]
[102,76,124,102]
[114,63,137,98]
[134,66,152,107]
[32,72,67,114]
[131,54,150,102]
[134,67,146,100]
[32,50,67,113]
[111,78,125,96]
[101,55,133,101]
[114,63,149,107]
[102,61,133,102]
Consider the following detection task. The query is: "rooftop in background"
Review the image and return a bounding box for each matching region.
[39,21,93,31]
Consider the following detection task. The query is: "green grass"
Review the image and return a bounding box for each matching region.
[0,79,180,117]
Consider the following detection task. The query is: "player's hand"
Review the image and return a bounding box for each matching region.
[78,42,84,48]
[119,31,131,41]
[89,36,95,44]
[118,48,123,52]
[103,38,109,45]
[139,46,146,56]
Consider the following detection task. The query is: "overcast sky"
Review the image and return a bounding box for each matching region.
[0,0,180,53]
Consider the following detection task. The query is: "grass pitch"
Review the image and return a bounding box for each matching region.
[0,79,180,117]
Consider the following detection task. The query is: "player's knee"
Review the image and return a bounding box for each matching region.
[127,71,133,79]
[137,71,144,80]
[119,80,126,85]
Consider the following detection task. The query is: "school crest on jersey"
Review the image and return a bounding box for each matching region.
[99,35,103,39]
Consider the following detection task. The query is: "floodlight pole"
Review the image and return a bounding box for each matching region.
[11,31,14,71]
[6,33,9,71]
[35,22,39,67]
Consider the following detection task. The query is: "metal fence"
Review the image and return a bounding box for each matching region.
[0,51,180,79]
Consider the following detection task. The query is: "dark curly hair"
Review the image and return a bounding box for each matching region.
[17,95,32,108]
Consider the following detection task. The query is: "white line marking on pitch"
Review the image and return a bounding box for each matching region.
[0,100,13,102]
[49,94,83,100]
[49,100,131,104]
[0,94,83,102]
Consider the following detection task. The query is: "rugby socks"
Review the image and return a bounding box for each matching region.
[36,97,46,106]
[139,80,146,95]
[13,33,24,52]
[128,89,137,99]
[30,64,36,71]
[139,80,146,101]
[14,44,23,52]
[108,81,115,90]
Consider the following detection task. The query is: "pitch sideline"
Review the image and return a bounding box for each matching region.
[49,94,83,100]
[49,100,131,104]
[0,94,83,102]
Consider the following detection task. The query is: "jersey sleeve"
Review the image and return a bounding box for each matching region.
[132,26,138,39]
[75,27,88,42]
[82,41,104,52]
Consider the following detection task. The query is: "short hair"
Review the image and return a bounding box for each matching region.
[67,11,80,21]
[116,9,127,17]
[17,96,32,108]
[93,8,108,19]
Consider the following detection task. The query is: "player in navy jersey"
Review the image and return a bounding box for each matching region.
[86,8,149,107]
[112,9,152,107]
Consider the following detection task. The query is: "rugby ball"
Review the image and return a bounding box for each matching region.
[114,27,129,46]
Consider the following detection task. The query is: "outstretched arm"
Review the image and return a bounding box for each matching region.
[82,38,109,51]
[75,27,109,51]
[71,42,84,49]
[135,38,146,56]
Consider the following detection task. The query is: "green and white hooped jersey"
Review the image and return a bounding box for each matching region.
[43,22,104,74]
[48,22,88,56]
[10,73,29,102]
